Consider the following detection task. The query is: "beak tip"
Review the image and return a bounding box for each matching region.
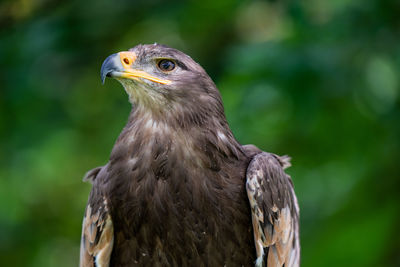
[100,53,119,84]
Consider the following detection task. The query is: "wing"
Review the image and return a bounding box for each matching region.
[80,167,114,267]
[246,152,300,267]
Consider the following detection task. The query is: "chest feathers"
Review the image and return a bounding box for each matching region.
[103,109,248,237]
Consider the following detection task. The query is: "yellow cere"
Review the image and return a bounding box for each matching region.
[118,51,172,85]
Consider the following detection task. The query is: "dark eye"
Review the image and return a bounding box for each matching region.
[157,59,176,72]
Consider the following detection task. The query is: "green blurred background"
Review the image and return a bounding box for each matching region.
[1,0,399,266]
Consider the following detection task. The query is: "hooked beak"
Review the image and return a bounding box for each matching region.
[100,51,171,85]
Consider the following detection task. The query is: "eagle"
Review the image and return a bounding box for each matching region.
[80,44,300,267]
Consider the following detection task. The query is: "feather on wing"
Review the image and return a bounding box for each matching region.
[246,152,300,267]
[80,167,114,267]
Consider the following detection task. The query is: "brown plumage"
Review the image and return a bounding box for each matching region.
[80,44,300,267]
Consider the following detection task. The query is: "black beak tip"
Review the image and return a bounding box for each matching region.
[100,53,118,84]
[101,74,106,84]
[100,72,111,84]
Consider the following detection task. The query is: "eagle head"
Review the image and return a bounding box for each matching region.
[100,44,224,125]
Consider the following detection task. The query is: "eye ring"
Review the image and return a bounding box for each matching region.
[157,59,176,72]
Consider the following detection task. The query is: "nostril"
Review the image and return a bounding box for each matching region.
[123,58,130,65]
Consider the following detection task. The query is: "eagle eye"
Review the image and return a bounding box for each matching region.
[157,59,176,72]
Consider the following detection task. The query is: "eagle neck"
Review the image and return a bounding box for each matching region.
[110,105,244,174]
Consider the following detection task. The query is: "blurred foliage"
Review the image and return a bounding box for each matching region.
[1,0,399,266]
